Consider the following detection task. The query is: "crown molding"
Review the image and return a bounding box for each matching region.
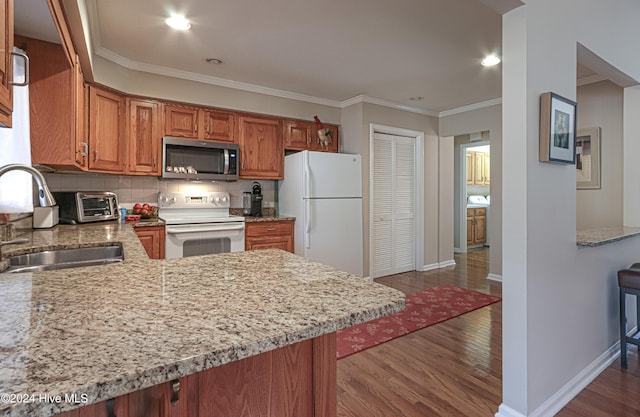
[341,95,439,117]
[577,74,607,87]
[438,97,502,117]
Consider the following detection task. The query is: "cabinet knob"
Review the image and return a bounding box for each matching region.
[267,228,275,231]
[94,149,98,162]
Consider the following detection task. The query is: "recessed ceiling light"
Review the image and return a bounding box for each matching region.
[206,58,223,64]
[481,54,501,67]
[409,96,423,101]
[166,15,191,30]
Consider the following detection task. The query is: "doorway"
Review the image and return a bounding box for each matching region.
[369,124,424,279]
[455,138,491,254]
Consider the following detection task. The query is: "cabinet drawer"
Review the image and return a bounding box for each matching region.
[245,221,293,236]
[467,208,486,217]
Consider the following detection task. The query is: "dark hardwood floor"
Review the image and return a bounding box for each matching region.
[337,247,640,417]
[337,248,502,417]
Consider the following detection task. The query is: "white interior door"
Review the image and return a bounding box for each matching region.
[371,133,416,278]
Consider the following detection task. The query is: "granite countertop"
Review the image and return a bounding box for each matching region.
[0,223,404,417]
[576,226,640,247]
[229,208,295,222]
[243,215,296,222]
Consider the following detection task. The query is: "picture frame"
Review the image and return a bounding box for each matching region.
[539,92,577,164]
[576,127,601,189]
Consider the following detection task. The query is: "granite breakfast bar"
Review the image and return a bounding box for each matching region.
[0,223,405,417]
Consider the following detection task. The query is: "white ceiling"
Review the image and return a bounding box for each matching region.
[14,0,533,114]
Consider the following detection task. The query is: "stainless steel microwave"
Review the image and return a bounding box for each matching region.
[162,137,239,181]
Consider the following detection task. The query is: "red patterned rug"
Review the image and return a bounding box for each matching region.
[337,284,501,359]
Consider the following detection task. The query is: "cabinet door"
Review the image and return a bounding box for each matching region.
[466,215,474,245]
[128,99,161,175]
[284,120,313,150]
[135,226,165,259]
[0,0,13,127]
[473,152,485,185]
[483,153,490,185]
[474,212,486,243]
[88,86,126,172]
[238,116,283,179]
[164,104,198,138]
[312,125,339,153]
[246,235,293,252]
[466,152,474,185]
[202,109,236,142]
[73,55,88,169]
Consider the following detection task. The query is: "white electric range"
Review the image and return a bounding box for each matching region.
[158,192,245,259]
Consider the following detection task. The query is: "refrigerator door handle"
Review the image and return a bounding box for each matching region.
[304,199,311,249]
[303,151,310,198]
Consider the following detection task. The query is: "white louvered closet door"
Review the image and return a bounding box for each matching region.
[372,133,416,278]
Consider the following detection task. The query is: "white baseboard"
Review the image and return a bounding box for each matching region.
[495,404,525,417]
[496,335,628,417]
[422,260,457,271]
[454,247,464,253]
[487,273,503,282]
[439,259,456,268]
[422,262,440,271]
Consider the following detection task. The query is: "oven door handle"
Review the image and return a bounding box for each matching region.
[166,224,245,234]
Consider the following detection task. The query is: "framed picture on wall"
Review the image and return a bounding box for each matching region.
[539,92,577,164]
[576,127,601,189]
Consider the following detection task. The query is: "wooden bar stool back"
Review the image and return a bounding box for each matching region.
[618,263,640,368]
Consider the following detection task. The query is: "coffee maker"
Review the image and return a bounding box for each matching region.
[250,181,263,217]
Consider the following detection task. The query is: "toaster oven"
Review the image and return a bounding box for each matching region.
[53,192,119,224]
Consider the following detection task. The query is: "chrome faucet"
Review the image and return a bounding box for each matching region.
[0,164,56,207]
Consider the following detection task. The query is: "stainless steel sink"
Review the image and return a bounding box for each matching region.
[2,244,124,274]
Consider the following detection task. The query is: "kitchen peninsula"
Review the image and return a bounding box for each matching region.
[0,223,405,417]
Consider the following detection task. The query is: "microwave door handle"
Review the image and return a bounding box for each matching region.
[223,149,230,174]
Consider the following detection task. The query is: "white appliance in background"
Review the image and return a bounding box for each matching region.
[278,151,363,276]
[158,192,245,259]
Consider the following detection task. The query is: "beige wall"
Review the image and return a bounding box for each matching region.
[576,80,624,229]
[501,2,640,415]
[440,104,502,277]
[341,102,442,276]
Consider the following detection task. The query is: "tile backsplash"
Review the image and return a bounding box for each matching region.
[43,173,276,209]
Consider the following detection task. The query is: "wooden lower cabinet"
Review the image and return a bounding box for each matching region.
[54,333,336,417]
[467,207,486,246]
[134,225,165,259]
[245,220,294,253]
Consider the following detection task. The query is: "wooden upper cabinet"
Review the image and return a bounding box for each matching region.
[312,124,339,153]
[164,103,236,142]
[73,54,88,169]
[284,120,339,153]
[164,104,198,138]
[21,35,88,170]
[0,0,14,128]
[238,115,283,179]
[284,120,313,151]
[202,109,236,142]
[128,98,161,175]
[88,85,126,173]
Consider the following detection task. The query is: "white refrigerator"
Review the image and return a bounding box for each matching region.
[278,151,363,276]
